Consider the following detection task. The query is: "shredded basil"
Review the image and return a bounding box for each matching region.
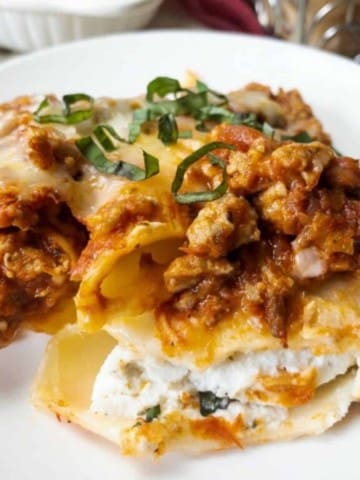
[230,112,262,129]
[195,79,228,106]
[93,124,128,150]
[33,97,50,117]
[199,391,231,417]
[131,77,273,145]
[195,79,209,94]
[33,93,94,125]
[281,131,313,143]
[195,105,235,123]
[146,77,183,102]
[144,405,161,422]
[171,141,235,204]
[195,109,275,138]
[129,77,230,144]
[158,113,178,144]
[128,108,150,143]
[76,124,159,181]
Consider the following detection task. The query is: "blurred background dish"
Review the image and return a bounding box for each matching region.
[0,1,358,58]
[179,0,359,58]
[254,0,360,57]
[0,0,164,51]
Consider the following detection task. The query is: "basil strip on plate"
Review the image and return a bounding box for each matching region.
[129,76,231,144]
[171,141,235,204]
[195,105,235,123]
[128,91,209,143]
[231,112,263,130]
[128,108,150,143]
[93,124,128,151]
[33,97,70,125]
[76,125,159,181]
[144,405,161,423]
[146,77,184,102]
[281,131,313,143]
[33,93,94,125]
[199,391,231,417]
[195,79,209,94]
[196,79,228,106]
[158,113,179,144]
[128,94,206,144]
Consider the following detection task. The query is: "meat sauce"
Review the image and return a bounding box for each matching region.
[0,196,87,347]
[157,124,360,345]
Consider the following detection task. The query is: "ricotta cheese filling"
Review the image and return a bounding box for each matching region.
[91,346,357,425]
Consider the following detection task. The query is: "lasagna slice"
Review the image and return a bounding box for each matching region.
[0,90,187,345]
[32,77,360,456]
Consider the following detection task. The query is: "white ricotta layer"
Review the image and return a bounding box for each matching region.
[91,346,356,425]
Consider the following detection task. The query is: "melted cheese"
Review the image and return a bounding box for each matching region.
[0,96,175,209]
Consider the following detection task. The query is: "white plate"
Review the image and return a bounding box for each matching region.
[0,31,359,480]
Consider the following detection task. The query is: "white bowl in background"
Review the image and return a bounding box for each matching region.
[0,0,164,51]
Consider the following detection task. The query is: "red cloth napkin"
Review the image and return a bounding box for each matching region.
[181,0,264,35]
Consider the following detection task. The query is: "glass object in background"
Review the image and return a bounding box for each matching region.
[254,0,360,57]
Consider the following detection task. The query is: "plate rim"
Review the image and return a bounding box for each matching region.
[0,29,359,77]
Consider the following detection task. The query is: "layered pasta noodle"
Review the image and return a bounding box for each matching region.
[2,76,360,456]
